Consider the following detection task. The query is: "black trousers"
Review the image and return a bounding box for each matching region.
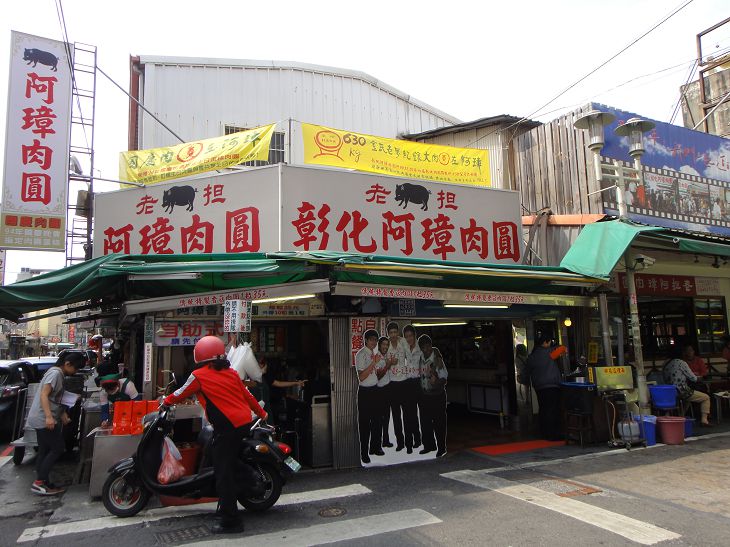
[388,381,406,448]
[212,424,253,525]
[357,386,381,457]
[420,391,447,453]
[536,387,563,441]
[35,424,65,483]
[378,383,392,445]
[404,378,422,447]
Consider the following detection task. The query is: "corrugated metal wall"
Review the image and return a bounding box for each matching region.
[328,317,360,469]
[414,128,508,189]
[137,60,459,152]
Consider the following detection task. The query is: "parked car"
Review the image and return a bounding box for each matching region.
[22,356,60,381]
[0,360,33,435]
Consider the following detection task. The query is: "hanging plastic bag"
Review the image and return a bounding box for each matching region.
[157,436,185,484]
[231,342,262,382]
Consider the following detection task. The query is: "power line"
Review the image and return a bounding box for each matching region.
[465,0,694,149]
[669,59,698,124]
[54,0,91,152]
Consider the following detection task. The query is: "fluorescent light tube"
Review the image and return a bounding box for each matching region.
[411,321,467,327]
[252,294,315,304]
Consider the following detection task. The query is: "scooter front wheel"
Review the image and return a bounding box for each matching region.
[238,463,283,512]
[102,470,150,517]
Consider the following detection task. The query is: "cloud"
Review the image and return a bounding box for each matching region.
[702,141,730,180]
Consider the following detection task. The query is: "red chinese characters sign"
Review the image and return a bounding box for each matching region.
[94,165,522,263]
[93,169,278,257]
[1,32,72,251]
[617,273,697,296]
[281,166,522,263]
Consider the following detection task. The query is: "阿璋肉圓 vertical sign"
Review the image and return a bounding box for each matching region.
[93,169,279,257]
[280,166,521,263]
[1,31,73,251]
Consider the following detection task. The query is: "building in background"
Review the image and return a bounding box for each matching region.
[680,17,730,138]
[128,56,461,166]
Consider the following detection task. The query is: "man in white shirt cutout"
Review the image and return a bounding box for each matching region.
[355,329,383,463]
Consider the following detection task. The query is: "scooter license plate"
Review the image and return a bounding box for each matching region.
[284,456,301,472]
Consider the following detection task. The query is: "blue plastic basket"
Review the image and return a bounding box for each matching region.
[649,384,677,408]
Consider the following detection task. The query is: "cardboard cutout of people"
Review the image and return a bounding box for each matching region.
[354,322,448,466]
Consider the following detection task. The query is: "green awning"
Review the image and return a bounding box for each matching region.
[271,251,601,292]
[559,221,661,280]
[0,253,318,322]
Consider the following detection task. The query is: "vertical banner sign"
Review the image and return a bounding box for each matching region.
[1,32,73,251]
[143,342,153,383]
[352,319,448,467]
[224,300,253,333]
[144,316,154,343]
[0,249,6,285]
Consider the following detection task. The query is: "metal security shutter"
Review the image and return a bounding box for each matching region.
[328,317,361,469]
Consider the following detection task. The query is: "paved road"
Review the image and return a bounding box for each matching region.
[3,433,730,546]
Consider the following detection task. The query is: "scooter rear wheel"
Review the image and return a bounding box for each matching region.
[238,463,282,512]
[102,470,150,517]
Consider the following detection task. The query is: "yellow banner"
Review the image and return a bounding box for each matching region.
[302,123,489,186]
[119,124,276,186]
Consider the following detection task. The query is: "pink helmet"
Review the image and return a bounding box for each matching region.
[193,336,226,365]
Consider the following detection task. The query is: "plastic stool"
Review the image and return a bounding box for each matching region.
[652,403,680,416]
[565,411,594,447]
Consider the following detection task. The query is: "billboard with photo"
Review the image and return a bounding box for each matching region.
[593,103,730,235]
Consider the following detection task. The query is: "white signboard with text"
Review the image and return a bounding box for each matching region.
[1,31,73,251]
[94,165,522,264]
[281,166,522,262]
[223,299,252,333]
[93,169,278,257]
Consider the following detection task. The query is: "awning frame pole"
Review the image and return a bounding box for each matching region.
[621,154,650,418]
[598,292,613,366]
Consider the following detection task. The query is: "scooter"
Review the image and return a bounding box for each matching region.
[101,403,300,517]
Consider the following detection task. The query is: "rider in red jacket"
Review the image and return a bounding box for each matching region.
[164,336,267,534]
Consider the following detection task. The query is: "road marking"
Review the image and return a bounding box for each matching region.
[182,508,441,546]
[16,483,372,543]
[443,470,680,545]
[0,456,10,469]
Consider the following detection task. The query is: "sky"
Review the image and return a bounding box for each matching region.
[0,0,729,284]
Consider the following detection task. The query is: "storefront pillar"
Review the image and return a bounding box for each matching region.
[625,253,650,417]
[598,293,614,367]
[328,317,360,469]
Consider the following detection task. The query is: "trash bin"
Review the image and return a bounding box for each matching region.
[308,395,332,468]
[640,415,657,446]
[657,416,686,445]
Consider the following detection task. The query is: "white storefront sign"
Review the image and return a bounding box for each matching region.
[223,299,252,333]
[143,342,153,382]
[1,32,73,251]
[93,168,279,257]
[95,165,523,264]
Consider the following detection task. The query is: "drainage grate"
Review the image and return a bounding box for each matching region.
[155,525,211,545]
[319,507,347,518]
[530,478,601,497]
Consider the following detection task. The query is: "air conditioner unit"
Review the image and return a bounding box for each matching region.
[76,190,91,218]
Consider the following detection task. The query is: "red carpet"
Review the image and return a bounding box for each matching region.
[471,440,565,456]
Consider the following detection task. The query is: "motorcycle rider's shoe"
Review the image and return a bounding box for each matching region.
[211,521,245,534]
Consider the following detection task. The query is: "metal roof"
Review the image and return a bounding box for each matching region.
[402,114,542,140]
[135,56,462,126]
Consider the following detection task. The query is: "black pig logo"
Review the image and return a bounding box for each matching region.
[23,48,58,72]
[395,183,431,211]
[162,186,197,213]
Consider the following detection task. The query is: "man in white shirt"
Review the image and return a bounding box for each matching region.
[355,329,382,463]
[418,335,448,458]
[386,322,413,453]
[375,337,395,449]
[403,325,423,450]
